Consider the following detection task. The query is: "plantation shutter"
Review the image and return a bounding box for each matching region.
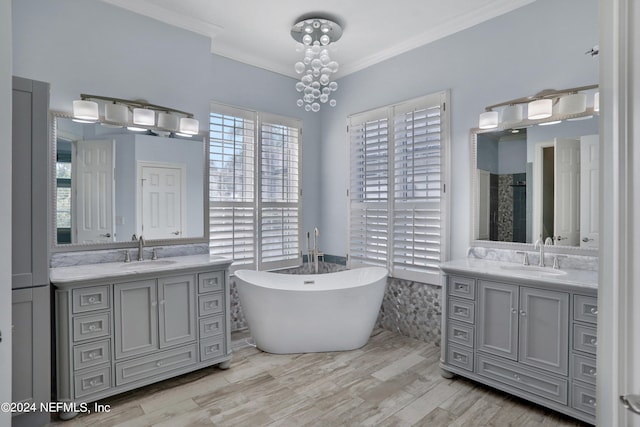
[348,108,389,268]
[210,104,302,271]
[392,95,444,283]
[209,105,257,269]
[348,92,449,285]
[258,113,302,270]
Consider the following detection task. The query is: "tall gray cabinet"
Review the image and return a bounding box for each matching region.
[11,76,51,427]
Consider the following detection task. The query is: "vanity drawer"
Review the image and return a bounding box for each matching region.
[446,344,474,371]
[73,339,111,371]
[199,315,224,339]
[476,354,568,404]
[574,295,598,324]
[448,276,475,300]
[72,285,110,313]
[199,271,224,293]
[74,366,111,399]
[73,312,111,342]
[573,324,597,355]
[571,381,597,416]
[572,353,597,385]
[447,321,474,348]
[198,293,223,317]
[115,344,197,386]
[448,298,475,324]
[200,336,225,361]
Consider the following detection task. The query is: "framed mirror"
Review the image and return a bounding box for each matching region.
[471,110,598,254]
[50,111,209,251]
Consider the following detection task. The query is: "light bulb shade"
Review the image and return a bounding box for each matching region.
[501,104,523,126]
[132,108,155,126]
[594,92,600,112]
[558,93,587,115]
[179,117,199,135]
[479,111,499,129]
[528,99,553,120]
[73,100,99,122]
[158,112,179,131]
[104,103,128,123]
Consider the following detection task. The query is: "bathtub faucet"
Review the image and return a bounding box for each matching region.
[312,227,323,274]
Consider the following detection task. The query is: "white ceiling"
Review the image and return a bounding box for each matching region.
[102,0,535,79]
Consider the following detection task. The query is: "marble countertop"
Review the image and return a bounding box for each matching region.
[439,258,598,291]
[50,254,232,286]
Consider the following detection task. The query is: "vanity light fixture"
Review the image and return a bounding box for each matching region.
[478,111,499,129]
[104,102,129,127]
[557,92,587,115]
[158,112,179,132]
[476,84,598,130]
[291,16,343,112]
[71,94,199,135]
[527,99,553,120]
[72,100,99,123]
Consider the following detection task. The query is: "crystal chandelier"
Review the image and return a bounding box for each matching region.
[290,17,343,112]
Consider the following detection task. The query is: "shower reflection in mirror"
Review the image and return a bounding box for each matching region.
[473,116,599,249]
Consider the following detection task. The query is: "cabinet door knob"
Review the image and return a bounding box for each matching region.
[520,310,526,316]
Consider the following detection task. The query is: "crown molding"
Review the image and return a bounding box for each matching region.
[336,0,536,78]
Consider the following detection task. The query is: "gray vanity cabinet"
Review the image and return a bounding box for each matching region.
[114,276,196,359]
[54,261,231,413]
[477,281,519,360]
[477,281,568,374]
[442,272,596,425]
[158,275,197,348]
[114,280,158,359]
[518,287,569,375]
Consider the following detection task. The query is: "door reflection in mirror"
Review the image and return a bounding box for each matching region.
[474,116,599,248]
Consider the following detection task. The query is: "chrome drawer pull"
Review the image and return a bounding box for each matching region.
[589,307,598,315]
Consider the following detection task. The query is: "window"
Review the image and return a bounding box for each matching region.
[348,92,449,285]
[209,103,302,271]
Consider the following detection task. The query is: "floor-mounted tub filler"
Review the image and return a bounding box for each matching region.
[235,267,388,354]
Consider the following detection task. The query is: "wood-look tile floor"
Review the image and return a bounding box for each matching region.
[48,329,590,427]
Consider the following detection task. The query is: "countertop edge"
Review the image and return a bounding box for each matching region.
[440,259,597,292]
[50,255,233,286]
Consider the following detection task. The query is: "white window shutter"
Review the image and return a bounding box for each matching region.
[348,92,449,284]
[209,104,302,271]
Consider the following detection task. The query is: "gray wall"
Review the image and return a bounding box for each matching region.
[12,0,598,262]
[12,0,323,242]
[318,0,598,259]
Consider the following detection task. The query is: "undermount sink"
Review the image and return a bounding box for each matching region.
[499,265,567,276]
[121,259,177,268]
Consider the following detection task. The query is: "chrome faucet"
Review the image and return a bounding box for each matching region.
[534,238,545,267]
[137,235,145,261]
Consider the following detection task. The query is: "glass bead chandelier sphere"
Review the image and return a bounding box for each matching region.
[291,17,342,112]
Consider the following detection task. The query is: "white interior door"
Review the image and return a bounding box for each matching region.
[553,138,580,246]
[138,162,185,240]
[580,134,599,249]
[73,139,115,243]
[477,169,490,240]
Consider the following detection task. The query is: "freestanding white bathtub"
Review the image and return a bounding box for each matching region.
[234,267,388,354]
